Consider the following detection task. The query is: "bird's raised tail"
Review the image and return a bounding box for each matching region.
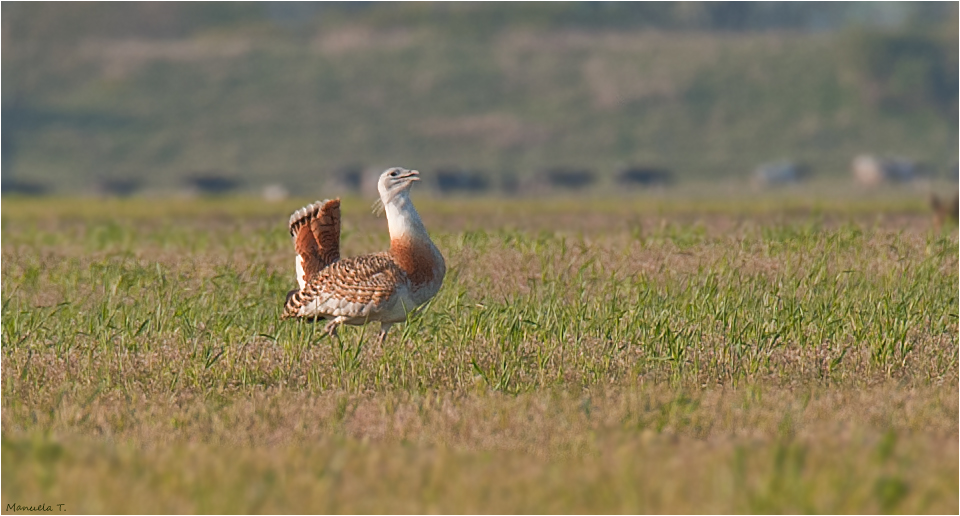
[289,198,342,289]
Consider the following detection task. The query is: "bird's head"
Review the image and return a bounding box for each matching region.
[377,167,420,205]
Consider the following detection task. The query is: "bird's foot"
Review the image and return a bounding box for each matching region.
[323,319,341,337]
[376,323,393,346]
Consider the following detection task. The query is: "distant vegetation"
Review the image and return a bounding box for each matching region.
[2,2,957,195]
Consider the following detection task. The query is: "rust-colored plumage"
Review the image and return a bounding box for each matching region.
[289,199,341,286]
[390,237,441,287]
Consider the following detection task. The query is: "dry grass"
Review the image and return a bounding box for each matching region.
[2,196,957,513]
[3,387,957,513]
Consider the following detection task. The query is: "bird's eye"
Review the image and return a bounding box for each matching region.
[390,170,398,177]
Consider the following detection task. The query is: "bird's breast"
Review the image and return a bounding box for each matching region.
[390,236,445,289]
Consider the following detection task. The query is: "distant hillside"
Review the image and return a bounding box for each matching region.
[2,2,956,195]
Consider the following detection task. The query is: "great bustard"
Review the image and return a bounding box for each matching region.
[282,167,445,345]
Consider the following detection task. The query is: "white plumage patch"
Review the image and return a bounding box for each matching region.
[295,255,306,290]
[298,295,375,321]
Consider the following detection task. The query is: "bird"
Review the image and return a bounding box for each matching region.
[930,192,958,230]
[281,167,446,345]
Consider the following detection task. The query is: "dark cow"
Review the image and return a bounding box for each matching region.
[183,173,240,195]
[434,168,490,195]
[616,167,672,188]
[541,168,595,190]
[752,160,809,188]
[96,178,142,197]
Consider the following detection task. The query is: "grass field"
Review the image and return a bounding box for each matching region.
[2,193,957,513]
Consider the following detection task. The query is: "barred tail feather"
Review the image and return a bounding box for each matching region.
[289,198,341,286]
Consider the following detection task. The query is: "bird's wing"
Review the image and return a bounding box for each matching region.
[282,253,407,319]
[288,198,341,289]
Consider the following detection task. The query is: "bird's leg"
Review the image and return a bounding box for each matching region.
[323,316,347,337]
[376,323,393,346]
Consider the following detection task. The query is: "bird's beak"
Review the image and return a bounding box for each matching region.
[402,169,420,182]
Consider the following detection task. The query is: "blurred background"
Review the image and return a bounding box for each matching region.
[2,1,957,198]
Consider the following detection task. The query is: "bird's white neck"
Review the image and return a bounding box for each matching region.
[383,191,429,242]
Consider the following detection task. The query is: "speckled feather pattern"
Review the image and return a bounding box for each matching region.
[282,252,406,319]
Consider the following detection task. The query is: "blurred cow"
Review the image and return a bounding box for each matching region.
[182,172,240,196]
[540,167,595,190]
[262,183,290,201]
[1,178,48,196]
[95,178,142,197]
[852,155,920,186]
[616,167,672,188]
[434,168,490,195]
[751,160,808,189]
[327,165,363,194]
